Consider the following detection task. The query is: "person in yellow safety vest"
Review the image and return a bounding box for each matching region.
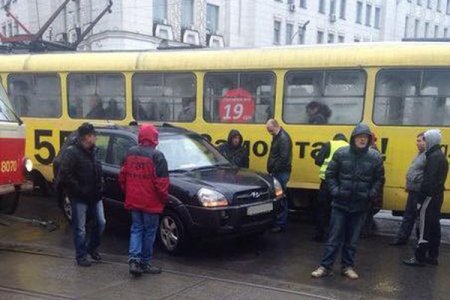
[313,133,349,242]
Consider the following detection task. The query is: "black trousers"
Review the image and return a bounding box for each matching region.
[415,193,443,261]
[396,191,420,241]
[315,180,331,238]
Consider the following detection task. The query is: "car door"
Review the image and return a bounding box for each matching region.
[103,133,137,205]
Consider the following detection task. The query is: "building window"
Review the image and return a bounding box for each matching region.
[445,27,448,37]
[274,21,281,45]
[317,30,324,43]
[207,4,219,33]
[414,19,420,37]
[434,25,439,37]
[428,0,432,8]
[356,1,363,24]
[13,22,18,35]
[417,0,422,5]
[404,16,409,38]
[182,0,194,26]
[319,0,326,13]
[338,35,345,42]
[374,7,381,29]
[1,24,5,36]
[340,0,346,19]
[365,4,372,26]
[153,0,167,22]
[437,0,442,11]
[447,0,450,14]
[7,22,12,37]
[424,22,429,37]
[298,26,306,44]
[327,33,335,43]
[354,37,360,42]
[330,0,336,16]
[286,23,293,45]
[300,0,307,8]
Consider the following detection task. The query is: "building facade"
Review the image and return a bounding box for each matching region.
[0,0,449,50]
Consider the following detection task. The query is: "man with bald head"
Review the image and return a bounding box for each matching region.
[266,119,292,233]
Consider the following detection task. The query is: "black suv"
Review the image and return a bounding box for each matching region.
[55,124,284,253]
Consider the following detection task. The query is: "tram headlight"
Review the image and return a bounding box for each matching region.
[23,158,33,172]
[273,178,284,200]
[197,188,228,207]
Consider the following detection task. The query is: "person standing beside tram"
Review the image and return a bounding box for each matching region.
[403,129,448,267]
[218,129,249,168]
[390,132,426,246]
[313,133,348,242]
[311,123,384,279]
[266,119,293,233]
[59,123,106,267]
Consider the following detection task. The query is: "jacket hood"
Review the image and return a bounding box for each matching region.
[350,123,373,152]
[138,123,159,147]
[424,129,441,151]
[227,129,243,148]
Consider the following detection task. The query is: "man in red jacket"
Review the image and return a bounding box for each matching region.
[119,124,170,275]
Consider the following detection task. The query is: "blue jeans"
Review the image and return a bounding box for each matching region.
[129,210,159,264]
[320,207,366,269]
[273,172,290,229]
[71,200,106,261]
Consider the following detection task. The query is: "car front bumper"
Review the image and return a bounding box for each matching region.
[182,198,284,237]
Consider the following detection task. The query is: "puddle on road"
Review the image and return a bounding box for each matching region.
[372,280,401,294]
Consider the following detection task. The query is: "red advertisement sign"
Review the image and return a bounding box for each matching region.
[218,88,255,123]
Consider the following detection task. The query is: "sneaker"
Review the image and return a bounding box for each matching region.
[271,226,286,233]
[88,251,102,261]
[141,263,162,274]
[77,258,91,267]
[389,239,407,246]
[342,267,359,280]
[402,257,425,267]
[129,260,143,275]
[311,266,332,278]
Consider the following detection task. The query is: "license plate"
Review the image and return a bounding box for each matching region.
[247,203,273,216]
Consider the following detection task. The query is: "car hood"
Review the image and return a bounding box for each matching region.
[169,166,274,206]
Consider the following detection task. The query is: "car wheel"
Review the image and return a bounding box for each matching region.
[58,191,72,223]
[0,192,19,214]
[158,210,187,254]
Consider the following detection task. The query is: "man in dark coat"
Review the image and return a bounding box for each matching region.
[266,119,292,233]
[311,123,384,279]
[403,129,448,266]
[59,123,106,267]
[218,129,249,168]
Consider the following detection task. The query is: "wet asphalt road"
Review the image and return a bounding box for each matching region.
[2,194,450,299]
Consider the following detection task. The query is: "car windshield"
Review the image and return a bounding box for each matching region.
[0,84,19,123]
[157,134,230,171]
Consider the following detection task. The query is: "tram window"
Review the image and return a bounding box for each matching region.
[374,69,450,126]
[283,70,365,125]
[8,74,61,118]
[132,73,196,122]
[68,73,125,120]
[203,72,275,123]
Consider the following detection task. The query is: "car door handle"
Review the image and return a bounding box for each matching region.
[105,177,116,182]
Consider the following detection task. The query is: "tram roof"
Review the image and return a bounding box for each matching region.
[0,42,449,72]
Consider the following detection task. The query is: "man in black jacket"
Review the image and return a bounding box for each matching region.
[266,119,292,233]
[311,123,384,279]
[218,129,249,168]
[403,129,448,266]
[59,123,106,267]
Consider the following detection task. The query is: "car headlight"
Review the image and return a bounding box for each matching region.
[273,178,284,199]
[197,188,228,207]
[23,158,33,172]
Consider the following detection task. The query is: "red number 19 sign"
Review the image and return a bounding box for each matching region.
[218,88,255,123]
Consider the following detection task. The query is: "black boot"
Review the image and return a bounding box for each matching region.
[129,260,143,275]
[141,263,162,274]
[389,239,407,246]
